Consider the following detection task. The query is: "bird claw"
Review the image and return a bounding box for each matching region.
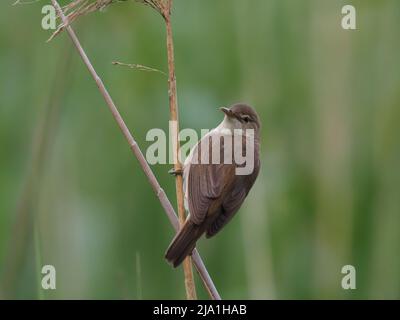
[168,168,183,176]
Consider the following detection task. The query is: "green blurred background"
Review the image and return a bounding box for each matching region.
[1,0,399,299]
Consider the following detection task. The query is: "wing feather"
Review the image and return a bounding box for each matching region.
[186,132,235,225]
[206,137,260,237]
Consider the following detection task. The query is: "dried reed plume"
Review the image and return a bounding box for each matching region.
[48,0,124,41]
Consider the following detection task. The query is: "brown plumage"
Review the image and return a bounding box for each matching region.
[165,103,261,267]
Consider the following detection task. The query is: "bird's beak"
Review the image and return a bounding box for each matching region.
[220,107,242,122]
[220,107,234,117]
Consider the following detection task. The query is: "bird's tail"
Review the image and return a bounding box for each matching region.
[165,220,203,268]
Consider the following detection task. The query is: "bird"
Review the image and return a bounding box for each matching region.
[165,103,261,267]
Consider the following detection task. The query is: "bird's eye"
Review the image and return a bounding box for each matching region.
[242,116,250,123]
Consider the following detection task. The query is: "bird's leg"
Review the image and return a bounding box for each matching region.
[168,167,183,176]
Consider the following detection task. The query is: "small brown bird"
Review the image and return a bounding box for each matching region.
[165,103,261,267]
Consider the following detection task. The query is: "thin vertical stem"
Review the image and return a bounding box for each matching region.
[0,42,73,299]
[34,219,44,300]
[163,1,197,300]
[135,251,143,299]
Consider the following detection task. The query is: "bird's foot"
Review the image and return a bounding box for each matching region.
[168,168,183,176]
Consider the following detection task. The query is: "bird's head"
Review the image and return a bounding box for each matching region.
[219,103,260,133]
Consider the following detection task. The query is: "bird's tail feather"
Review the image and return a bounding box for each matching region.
[165,220,203,268]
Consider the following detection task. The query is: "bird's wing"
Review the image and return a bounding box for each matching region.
[205,164,259,237]
[186,132,236,225]
[206,137,260,238]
